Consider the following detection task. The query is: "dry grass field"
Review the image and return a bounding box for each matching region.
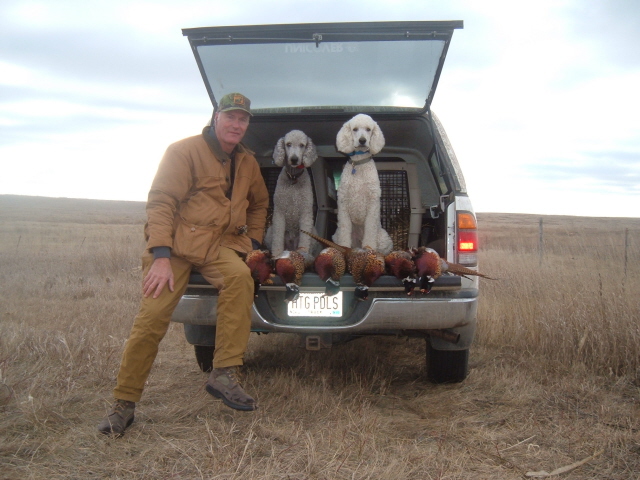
[1,194,639,479]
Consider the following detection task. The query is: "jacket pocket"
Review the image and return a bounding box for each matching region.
[172,216,216,267]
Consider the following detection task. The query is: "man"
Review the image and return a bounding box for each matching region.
[98,92,269,436]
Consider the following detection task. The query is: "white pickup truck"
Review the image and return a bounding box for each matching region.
[171,21,481,384]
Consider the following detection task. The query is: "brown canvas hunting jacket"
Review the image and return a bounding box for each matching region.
[144,128,269,267]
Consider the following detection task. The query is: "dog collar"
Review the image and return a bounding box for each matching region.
[285,165,306,184]
[348,154,373,174]
[348,156,373,166]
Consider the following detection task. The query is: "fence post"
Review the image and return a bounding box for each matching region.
[624,228,629,279]
[539,218,544,265]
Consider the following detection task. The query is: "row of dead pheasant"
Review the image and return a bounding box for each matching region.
[246,230,494,303]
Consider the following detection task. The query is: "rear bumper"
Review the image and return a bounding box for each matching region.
[172,274,478,349]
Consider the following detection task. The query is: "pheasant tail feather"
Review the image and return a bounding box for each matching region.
[300,230,350,255]
[445,262,494,280]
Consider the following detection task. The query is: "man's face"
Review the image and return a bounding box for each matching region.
[214,110,250,153]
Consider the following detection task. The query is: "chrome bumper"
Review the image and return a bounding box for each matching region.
[172,289,478,348]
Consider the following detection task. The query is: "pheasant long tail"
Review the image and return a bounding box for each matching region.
[444,262,494,280]
[300,230,351,255]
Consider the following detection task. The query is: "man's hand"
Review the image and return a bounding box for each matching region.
[143,257,174,298]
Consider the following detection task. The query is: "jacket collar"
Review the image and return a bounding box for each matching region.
[201,126,253,163]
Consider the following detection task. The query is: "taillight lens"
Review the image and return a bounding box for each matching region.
[457,211,478,266]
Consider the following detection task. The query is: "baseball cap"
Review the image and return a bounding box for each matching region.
[218,92,252,116]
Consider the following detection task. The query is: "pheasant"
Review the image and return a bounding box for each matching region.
[314,247,346,297]
[411,246,493,293]
[245,249,273,297]
[301,230,385,301]
[274,249,307,303]
[384,250,417,295]
[351,249,386,301]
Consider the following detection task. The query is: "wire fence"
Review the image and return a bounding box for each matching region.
[477,216,640,273]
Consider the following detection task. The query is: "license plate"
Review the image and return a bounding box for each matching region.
[287,291,343,317]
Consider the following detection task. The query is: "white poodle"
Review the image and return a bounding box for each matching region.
[332,114,393,255]
[264,129,320,258]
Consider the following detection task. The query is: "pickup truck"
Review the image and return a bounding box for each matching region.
[171,21,480,383]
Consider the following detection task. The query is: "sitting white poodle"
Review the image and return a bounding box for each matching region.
[332,114,393,255]
[264,129,320,258]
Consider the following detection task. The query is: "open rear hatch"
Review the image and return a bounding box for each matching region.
[182,21,463,115]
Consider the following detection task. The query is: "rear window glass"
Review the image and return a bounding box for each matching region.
[195,39,446,113]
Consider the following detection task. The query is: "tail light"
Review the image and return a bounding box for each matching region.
[457,211,478,266]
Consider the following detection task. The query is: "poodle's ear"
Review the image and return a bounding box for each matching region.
[302,137,317,167]
[369,121,386,155]
[335,120,354,154]
[273,137,286,166]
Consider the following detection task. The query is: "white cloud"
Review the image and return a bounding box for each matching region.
[0,61,35,86]
[1,0,638,217]
[0,111,208,201]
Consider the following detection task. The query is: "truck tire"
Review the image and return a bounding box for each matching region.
[194,345,215,373]
[425,341,469,383]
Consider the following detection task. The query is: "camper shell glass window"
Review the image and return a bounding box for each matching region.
[184,21,462,114]
[195,40,445,113]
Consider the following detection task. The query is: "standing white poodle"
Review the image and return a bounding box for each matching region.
[332,114,393,255]
[264,130,319,258]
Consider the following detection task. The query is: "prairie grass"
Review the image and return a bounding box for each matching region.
[0,196,639,479]
[476,213,640,377]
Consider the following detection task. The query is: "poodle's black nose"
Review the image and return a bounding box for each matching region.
[359,137,367,145]
[290,155,299,165]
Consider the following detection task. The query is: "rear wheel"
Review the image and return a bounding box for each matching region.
[425,340,469,383]
[194,345,215,373]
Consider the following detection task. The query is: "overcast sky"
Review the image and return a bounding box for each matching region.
[1,0,638,217]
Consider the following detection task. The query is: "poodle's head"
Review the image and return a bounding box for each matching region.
[336,114,385,156]
[273,130,317,168]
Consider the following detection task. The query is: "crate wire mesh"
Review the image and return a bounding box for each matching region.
[261,167,410,251]
[379,170,411,250]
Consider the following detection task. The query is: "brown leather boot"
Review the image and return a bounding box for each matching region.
[205,366,257,411]
[97,399,135,436]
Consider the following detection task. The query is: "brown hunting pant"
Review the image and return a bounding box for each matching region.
[113,246,253,403]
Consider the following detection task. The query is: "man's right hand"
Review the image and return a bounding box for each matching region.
[143,257,175,298]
